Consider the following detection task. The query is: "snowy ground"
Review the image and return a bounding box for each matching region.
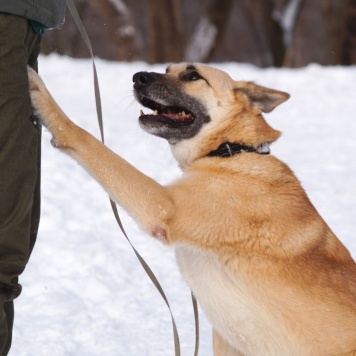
[10,55,356,355]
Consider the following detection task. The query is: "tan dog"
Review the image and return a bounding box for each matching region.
[28,64,356,355]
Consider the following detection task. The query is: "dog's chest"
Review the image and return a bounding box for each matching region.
[175,245,301,355]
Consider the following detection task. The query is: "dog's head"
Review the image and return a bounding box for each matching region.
[133,63,289,167]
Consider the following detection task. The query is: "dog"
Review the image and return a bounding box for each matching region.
[28,63,356,355]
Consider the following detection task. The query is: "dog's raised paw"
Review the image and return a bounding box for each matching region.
[27,66,57,128]
[27,66,45,92]
[27,66,51,108]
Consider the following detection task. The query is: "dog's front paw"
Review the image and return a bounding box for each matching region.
[27,66,45,92]
[27,67,49,117]
[27,67,56,127]
[27,67,75,150]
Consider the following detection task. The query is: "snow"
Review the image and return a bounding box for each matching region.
[10,55,356,355]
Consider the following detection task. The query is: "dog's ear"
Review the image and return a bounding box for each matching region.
[234,81,290,113]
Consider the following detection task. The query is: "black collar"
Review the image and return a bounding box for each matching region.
[207,142,270,158]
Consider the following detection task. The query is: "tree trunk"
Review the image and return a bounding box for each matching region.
[283,0,349,67]
[147,0,184,63]
[242,0,285,67]
[185,0,233,63]
[90,0,142,61]
[343,0,356,64]
[41,0,142,61]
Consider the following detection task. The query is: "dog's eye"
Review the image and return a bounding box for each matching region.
[184,71,203,81]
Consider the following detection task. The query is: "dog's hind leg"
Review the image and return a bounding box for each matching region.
[213,330,244,356]
[27,68,175,243]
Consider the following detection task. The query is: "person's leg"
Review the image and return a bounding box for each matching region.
[1,302,14,356]
[0,14,41,355]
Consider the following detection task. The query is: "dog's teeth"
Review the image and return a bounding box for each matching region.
[153,110,158,115]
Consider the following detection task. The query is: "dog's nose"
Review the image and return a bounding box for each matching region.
[133,72,154,88]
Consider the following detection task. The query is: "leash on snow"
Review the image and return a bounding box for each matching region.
[66,1,199,355]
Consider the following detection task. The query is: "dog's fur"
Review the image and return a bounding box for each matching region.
[28,64,356,355]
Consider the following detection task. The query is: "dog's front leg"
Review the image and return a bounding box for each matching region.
[28,68,174,243]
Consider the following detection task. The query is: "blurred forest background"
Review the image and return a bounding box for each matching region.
[43,0,356,67]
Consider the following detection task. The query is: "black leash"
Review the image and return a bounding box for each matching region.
[66,1,199,355]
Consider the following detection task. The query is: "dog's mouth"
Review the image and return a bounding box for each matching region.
[139,97,194,127]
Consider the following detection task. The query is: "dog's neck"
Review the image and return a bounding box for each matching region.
[171,140,271,169]
[207,142,270,158]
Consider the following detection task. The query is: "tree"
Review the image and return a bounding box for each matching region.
[147,0,184,63]
[282,0,349,67]
[41,0,355,67]
[41,0,142,61]
[185,0,233,62]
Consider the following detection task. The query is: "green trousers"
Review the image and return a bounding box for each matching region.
[0,14,41,355]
